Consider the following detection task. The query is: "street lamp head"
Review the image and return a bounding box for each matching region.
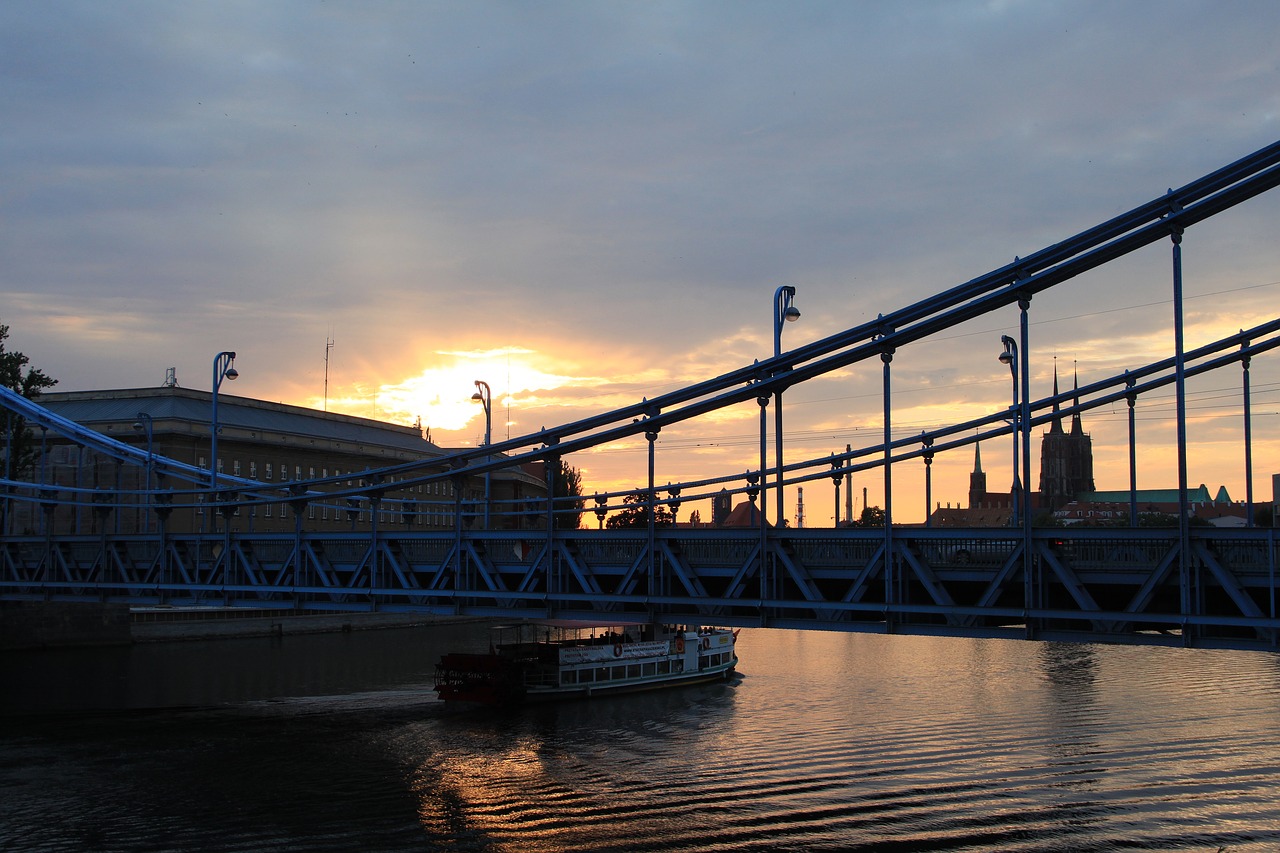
[783,305,801,323]
[999,334,1017,367]
[224,366,239,381]
[471,391,483,402]
[133,421,144,433]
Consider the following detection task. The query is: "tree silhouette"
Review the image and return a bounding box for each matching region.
[0,322,58,477]
[605,491,675,529]
[553,460,585,529]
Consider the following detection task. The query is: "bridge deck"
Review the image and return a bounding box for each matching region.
[4,526,1276,651]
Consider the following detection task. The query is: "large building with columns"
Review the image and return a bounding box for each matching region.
[9,386,546,536]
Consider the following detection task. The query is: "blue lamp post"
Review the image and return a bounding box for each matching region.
[998,335,1020,525]
[773,285,800,527]
[210,351,238,488]
[471,380,492,528]
[133,412,154,532]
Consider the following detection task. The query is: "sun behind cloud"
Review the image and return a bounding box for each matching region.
[352,347,599,438]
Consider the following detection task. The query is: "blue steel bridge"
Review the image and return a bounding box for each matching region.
[5,142,1280,651]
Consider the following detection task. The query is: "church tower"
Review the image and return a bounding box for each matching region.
[1039,361,1096,511]
[968,442,987,508]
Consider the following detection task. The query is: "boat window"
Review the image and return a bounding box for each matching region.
[642,663,656,677]
[611,666,625,680]
[579,668,594,683]
[627,664,641,679]
[657,661,670,675]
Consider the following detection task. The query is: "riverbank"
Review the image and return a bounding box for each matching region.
[132,609,478,642]
[0,601,484,649]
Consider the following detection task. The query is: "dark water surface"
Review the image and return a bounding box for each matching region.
[3,623,1280,851]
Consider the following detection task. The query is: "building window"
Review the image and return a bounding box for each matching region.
[265,463,273,480]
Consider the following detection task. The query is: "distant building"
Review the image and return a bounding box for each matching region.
[720,500,769,527]
[1059,485,1246,527]
[929,361,1244,527]
[1038,363,1095,511]
[966,442,1016,513]
[9,386,545,536]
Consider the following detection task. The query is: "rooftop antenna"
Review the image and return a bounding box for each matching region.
[323,334,334,411]
[163,367,178,387]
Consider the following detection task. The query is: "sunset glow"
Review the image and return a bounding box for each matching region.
[4,3,1279,525]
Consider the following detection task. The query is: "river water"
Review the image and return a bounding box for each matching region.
[3,622,1279,852]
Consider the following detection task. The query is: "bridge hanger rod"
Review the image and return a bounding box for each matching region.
[775,329,1280,498]
[299,141,1280,487]
[6,143,1280,494]
[799,321,1280,485]
[426,143,1280,472]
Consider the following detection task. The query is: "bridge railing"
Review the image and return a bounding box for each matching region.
[2,524,1275,650]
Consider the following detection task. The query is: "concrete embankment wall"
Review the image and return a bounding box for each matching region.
[1,602,466,649]
[0,601,133,650]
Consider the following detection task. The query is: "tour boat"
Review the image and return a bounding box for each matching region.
[433,621,739,705]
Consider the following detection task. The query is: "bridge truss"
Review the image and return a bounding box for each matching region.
[4,141,1280,650]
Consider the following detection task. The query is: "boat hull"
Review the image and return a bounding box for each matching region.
[434,623,739,707]
[521,661,738,703]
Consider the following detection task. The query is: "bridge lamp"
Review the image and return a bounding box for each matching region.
[133,412,155,532]
[998,336,1020,525]
[210,351,238,490]
[772,285,800,527]
[472,380,492,528]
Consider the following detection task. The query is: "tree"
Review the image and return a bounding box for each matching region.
[553,459,586,530]
[0,323,58,478]
[854,505,885,528]
[605,491,675,529]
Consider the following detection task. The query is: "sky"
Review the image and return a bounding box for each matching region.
[3,1,1280,524]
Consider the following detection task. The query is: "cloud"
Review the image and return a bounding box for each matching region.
[3,1,1280,520]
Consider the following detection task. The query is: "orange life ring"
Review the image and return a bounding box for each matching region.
[613,643,623,657]
[675,636,685,653]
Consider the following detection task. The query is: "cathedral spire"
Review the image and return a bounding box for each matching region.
[968,439,988,508]
[1070,360,1084,435]
[1049,358,1064,434]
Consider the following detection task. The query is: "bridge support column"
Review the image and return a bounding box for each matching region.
[1019,294,1035,636]
[452,477,464,608]
[757,394,770,615]
[881,349,894,628]
[545,452,558,602]
[1126,372,1138,528]
[922,436,933,529]
[646,429,659,599]
[1242,340,1254,526]
[1172,224,1193,643]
